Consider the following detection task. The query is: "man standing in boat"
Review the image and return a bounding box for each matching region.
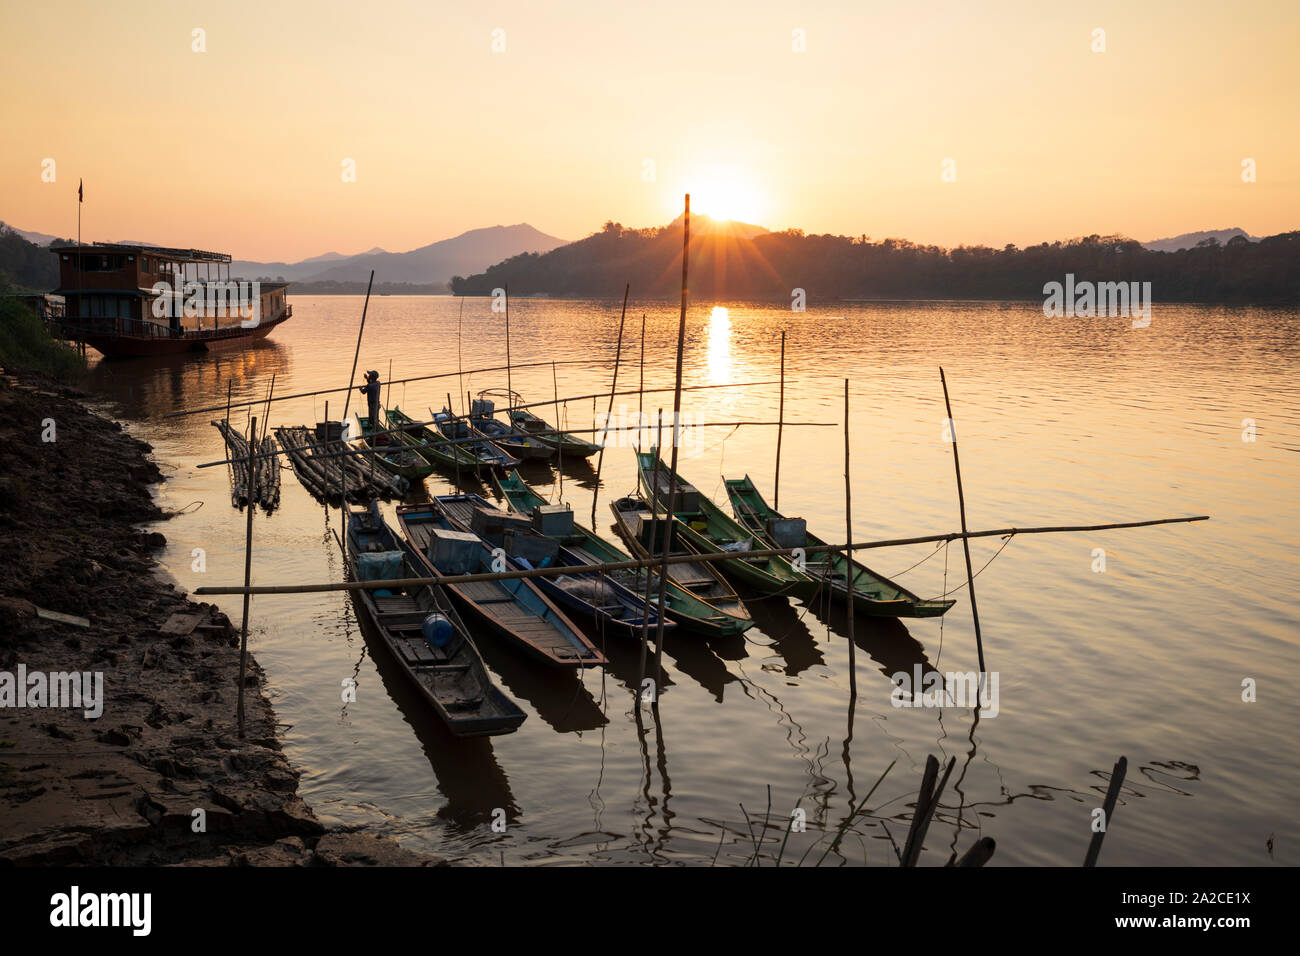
[359,370,382,430]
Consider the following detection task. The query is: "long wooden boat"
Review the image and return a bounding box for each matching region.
[345,502,526,736]
[495,472,751,636]
[507,407,603,458]
[354,414,434,482]
[396,502,604,668]
[384,406,480,472]
[636,451,816,599]
[431,408,520,473]
[609,495,752,625]
[436,493,674,641]
[466,398,553,460]
[478,388,600,458]
[724,476,956,618]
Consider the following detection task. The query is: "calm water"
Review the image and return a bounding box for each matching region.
[84,295,1299,866]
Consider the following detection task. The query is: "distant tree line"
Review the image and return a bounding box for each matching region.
[451,220,1300,304]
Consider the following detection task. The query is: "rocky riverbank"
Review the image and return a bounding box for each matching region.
[0,367,438,866]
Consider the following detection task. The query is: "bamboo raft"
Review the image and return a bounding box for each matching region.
[274,424,408,503]
[212,419,281,512]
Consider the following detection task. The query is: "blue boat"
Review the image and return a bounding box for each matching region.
[437,493,676,641]
[396,501,605,668]
[345,502,526,736]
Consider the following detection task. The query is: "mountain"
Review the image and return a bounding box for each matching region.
[450,220,1300,304]
[0,222,62,247]
[289,224,568,288]
[1143,228,1256,253]
[228,225,566,288]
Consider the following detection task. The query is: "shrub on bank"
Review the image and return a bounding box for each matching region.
[0,295,86,381]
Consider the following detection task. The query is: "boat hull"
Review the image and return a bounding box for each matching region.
[76,310,290,358]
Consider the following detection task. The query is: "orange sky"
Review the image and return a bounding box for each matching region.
[1,0,1296,261]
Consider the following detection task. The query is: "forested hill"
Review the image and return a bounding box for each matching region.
[450,220,1300,304]
[0,227,61,291]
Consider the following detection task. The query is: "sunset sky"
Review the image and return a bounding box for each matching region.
[2,0,1296,262]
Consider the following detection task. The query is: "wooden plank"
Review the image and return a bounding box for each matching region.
[35,607,91,628]
[160,612,205,635]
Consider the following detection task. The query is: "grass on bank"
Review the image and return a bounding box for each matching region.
[0,294,85,381]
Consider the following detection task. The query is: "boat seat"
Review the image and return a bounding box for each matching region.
[444,696,484,712]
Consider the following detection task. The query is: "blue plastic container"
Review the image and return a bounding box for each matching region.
[421,613,454,649]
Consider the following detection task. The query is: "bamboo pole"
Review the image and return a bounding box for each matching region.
[1084,755,1128,867]
[164,359,597,419]
[223,380,234,496]
[592,284,630,527]
[652,195,691,694]
[236,415,257,739]
[844,379,856,698]
[641,408,664,688]
[341,271,375,425]
[196,513,1210,598]
[939,367,986,701]
[637,312,646,451]
[202,417,837,473]
[552,361,562,501]
[504,283,511,402]
[447,392,460,488]
[901,755,956,866]
[775,331,785,511]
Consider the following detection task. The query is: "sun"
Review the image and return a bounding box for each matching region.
[680,167,766,224]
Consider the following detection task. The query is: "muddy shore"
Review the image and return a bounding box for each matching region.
[0,368,439,866]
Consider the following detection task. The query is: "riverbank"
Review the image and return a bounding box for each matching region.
[0,366,439,865]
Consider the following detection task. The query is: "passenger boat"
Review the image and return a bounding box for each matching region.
[435,493,673,640]
[636,451,815,599]
[431,408,520,473]
[495,471,751,636]
[384,406,480,472]
[724,476,956,618]
[395,502,604,667]
[345,502,526,736]
[609,495,752,626]
[49,243,290,357]
[354,414,433,482]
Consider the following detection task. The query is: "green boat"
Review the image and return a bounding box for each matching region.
[493,471,752,636]
[609,495,753,628]
[724,475,956,619]
[636,451,816,599]
[507,407,602,458]
[354,414,434,482]
[384,406,481,472]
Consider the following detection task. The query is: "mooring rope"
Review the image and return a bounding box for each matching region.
[927,532,1016,600]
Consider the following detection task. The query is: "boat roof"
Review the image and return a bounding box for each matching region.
[50,242,232,263]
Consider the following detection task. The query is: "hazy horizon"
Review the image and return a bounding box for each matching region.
[2,0,1296,261]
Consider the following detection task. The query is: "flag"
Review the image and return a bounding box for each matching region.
[78,179,83,203]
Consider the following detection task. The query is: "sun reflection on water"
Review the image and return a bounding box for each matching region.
[707,305,732,383]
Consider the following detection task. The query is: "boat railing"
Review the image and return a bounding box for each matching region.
[57,303,290,340]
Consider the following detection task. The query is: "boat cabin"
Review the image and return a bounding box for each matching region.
[50,242,289,337]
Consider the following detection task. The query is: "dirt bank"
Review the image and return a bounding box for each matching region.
[0,367,438,866]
